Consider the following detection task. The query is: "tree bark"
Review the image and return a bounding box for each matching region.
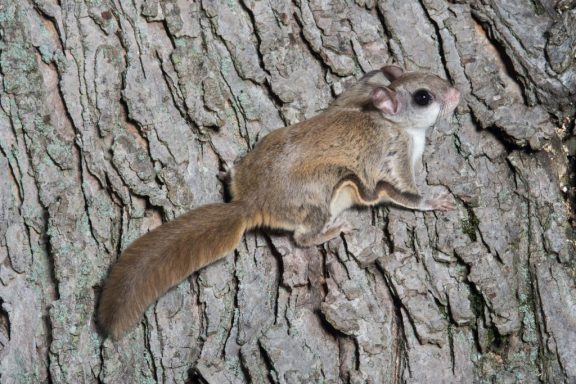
[0,0,575,383]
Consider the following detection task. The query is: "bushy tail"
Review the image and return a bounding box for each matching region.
[98,201,257,339]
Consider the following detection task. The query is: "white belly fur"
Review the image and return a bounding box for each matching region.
[406,127,426,168]
[329,185,357,218]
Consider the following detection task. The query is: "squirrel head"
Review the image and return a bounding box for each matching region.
[332,65,461,129]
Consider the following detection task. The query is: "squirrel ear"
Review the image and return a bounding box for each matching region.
[381,65,405,82]
[371,87,400,114]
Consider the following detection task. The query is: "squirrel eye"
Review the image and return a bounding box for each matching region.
[413,89,434,106]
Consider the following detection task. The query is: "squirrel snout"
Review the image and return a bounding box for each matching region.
[447,87,461,103]
[445,87,461,111]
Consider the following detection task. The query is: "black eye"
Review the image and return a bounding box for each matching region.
[413,89,433,106]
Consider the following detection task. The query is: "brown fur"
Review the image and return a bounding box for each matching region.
[98,65,460,338]
[98,202,257,339]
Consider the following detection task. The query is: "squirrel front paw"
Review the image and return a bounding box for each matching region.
[422,193,455,211]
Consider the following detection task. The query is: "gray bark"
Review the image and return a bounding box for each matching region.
[0,0,575,383]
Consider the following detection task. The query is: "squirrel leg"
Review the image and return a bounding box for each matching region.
[294,214,352,247]
[375,181,455,211]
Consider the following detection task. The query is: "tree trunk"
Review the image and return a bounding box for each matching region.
[1,0,575,383]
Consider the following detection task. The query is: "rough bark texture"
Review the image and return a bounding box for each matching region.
[1,0,575,383]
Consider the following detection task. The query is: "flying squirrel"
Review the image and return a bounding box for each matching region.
[98,65,461,339]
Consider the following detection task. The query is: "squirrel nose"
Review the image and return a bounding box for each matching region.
[447,87,461,104]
